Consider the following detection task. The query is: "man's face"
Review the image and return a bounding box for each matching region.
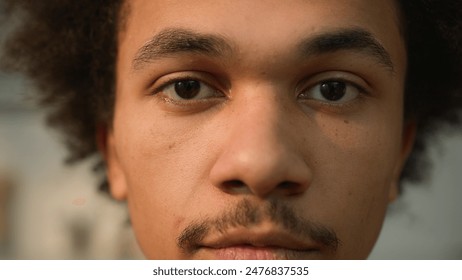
[105,0,411,259]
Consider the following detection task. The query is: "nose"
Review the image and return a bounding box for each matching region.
[209,89,312,198]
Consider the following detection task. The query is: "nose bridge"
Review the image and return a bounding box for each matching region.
[209,85,311,197]
[232,87,285,154]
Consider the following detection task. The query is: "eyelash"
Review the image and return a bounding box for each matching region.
[295,73,371,111]
[148,74,227,112]
[149,74,370,112]
[303,78,368,97]
[150,75,208,95]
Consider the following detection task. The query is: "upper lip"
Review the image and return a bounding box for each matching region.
[199,227,320,251]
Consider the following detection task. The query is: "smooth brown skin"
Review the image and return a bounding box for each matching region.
[102,0,414,259]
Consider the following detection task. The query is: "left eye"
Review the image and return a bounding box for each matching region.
[157,79,222,100]
[299,80,361,104]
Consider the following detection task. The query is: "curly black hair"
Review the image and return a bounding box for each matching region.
[1,0,462,192]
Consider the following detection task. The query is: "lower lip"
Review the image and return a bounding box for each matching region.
[208,246,299,260]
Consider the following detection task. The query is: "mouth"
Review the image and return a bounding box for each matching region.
[203,245,320,260]
[198,228,322,260]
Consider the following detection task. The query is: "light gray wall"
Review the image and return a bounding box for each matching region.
[370,134,462,259]
[0,72,142,259]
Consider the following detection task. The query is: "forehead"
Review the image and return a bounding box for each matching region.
[121,0,402,34]
[118,0,405,74]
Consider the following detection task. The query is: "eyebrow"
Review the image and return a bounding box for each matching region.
[132,27,394,73]
[132,28,233,70]
[299,28,395,72]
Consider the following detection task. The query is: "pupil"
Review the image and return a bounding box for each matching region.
[174,80,201,99]
[320,81,346,101]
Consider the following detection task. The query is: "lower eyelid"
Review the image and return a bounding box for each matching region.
[152,76,226,97]
[157,81,226,103]
[300,80,361,95]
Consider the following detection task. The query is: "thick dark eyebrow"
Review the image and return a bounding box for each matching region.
[132,28,233,71]
[132,27,395,73]
[299,28,395,73]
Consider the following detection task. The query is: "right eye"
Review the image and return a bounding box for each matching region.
[154,78,223,101]
[298,80,362,105]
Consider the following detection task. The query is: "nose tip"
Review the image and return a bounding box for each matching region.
[209,145,312,198]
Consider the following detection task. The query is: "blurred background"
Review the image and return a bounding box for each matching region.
[0,71,143,259]
[0,7,461,260]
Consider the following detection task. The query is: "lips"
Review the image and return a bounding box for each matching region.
[208,246,318,260]
[199,227,321,260]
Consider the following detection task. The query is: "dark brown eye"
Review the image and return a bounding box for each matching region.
[320,81,347,101]
[298,79,361,104]
[174,80,201,99]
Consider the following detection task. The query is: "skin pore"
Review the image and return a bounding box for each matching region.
[103,0,413,259]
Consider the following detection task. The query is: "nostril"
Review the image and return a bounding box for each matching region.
[220,180,250,194]
[278,181,296,189]
[222,180,246,189]
[221,180,304,195]
[277,181,306,195]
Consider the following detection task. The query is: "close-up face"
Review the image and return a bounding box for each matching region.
[105,0,412,259]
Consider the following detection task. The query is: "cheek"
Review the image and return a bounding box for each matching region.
[306,113,402,258]
[113,107,220,258]
[312,100,403,188]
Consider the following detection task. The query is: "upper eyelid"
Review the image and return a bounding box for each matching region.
[319,79,366,93]
[151,76,194,94]
[149,70,372,97]
[297,73,371,96]
[149,73,223,95]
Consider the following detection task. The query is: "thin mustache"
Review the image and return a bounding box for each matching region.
[177,199,340,254]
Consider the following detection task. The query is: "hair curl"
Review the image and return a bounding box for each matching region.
[1,0,462,192]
